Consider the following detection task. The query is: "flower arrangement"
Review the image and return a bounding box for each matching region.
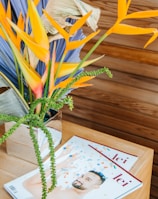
[1,0,158,198]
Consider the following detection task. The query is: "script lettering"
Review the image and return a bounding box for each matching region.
[113,173,132,187]
[112,154,129,164]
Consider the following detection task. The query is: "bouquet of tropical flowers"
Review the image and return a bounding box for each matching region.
[1,0,158,198]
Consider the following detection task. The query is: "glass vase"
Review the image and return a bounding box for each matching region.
[5,111,62,164]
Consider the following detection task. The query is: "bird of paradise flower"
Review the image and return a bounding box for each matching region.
[1,0,158,115]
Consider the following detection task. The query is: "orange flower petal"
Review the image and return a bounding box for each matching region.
[0,2,6,17]
[27,0,49,49]
[69,11,92,35]
[66,30,100,51]
[16,12,25,50]
[34,0,40,6]
[144,31,158,48]
[43,9,69,41]
[6,0,11,19]
[118,0,127,19]
[54,55,104,78]
[7,18,49,63]
[55,76,94,89]
[2,24,43,98]
[110,23,158,35]
[125,10,158,19]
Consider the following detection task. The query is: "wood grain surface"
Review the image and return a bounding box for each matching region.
[0,121,154,199]
[62,1,158,198]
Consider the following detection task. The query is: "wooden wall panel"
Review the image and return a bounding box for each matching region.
[62,1,158,198]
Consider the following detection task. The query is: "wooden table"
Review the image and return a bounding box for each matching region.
[0,121,154,199]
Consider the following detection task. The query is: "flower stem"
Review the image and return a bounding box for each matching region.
[54,53,66,82]
[70,33,108,78]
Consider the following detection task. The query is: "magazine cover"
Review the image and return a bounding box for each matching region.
[4,136,142,199]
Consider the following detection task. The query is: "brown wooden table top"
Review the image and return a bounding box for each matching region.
[0,120,154,199]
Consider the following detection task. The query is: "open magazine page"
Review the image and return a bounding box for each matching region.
[4,136,142,199]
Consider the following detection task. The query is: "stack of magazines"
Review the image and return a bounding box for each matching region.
[4,135,143,199]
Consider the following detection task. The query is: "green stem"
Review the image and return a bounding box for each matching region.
[43,61,52,98]
[54,53,66,82]
[70,33,108,78]
[20,71,24,97]
[52,33,108,100]
[13,51,21,91]
[28,86,33,103]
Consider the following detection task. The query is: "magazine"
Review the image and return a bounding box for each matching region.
[4,136,142,199]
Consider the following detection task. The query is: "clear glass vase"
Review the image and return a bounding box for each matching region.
[5,111,62,164]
